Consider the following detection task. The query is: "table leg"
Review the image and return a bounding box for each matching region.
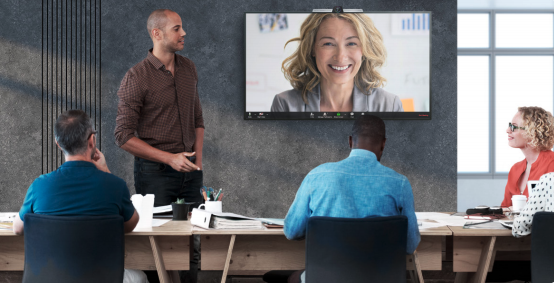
[221,234,236,283]
[169,271,180,282]
[409,270,417,283]
[453,236,497,283]
[150,236,172,283]
[413,250,424,283]
[454,272,468,283]
[471,236,496,283]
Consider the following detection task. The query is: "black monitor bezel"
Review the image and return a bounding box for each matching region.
[244,11,432,120]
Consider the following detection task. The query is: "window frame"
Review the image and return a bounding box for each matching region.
[457,9,554,179]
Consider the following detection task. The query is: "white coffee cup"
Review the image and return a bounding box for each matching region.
[131,194,155,229]
[512,195,527,212]
[198,201,222,213]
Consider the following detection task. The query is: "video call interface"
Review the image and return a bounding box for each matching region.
[245,12,431,120]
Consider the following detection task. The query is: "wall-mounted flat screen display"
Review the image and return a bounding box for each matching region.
[245,12,431,120]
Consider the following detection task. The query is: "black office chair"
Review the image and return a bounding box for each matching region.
[22,214,125,283]
[531,211,554,283]
[264,215,408,283]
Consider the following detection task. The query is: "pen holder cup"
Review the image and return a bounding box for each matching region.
[199,201,222,213]
[172,202,195,221]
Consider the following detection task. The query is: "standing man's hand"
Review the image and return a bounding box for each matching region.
[91,148,111,173]
[168,152,200,172]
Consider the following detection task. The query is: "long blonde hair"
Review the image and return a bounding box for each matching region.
[282,13,387,104]
[519,106,554,151]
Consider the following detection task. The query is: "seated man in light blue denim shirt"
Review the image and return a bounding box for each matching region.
[284,115,421,256]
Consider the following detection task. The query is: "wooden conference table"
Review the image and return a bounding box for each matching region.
[0,216,524,283]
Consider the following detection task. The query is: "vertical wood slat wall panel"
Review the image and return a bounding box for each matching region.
[42,0,100,174]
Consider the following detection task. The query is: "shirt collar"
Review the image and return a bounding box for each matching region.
[147,49,179,71]
[349,149,378,161]
[147,49,165,70]
[533,150,550,166]
[515,150,551,171]
[60,160,97,168]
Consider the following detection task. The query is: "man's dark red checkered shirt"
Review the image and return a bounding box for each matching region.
[115,50,204,153]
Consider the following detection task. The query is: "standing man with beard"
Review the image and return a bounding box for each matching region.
[115,9,204,283]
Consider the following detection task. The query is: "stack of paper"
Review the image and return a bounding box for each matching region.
[0,222,12,230]
[464,221,507,229]
[211,216,264,229]
[0,213,17,230]
[415,212,473,227]
[258,218,284,228]
[153,205,174,218]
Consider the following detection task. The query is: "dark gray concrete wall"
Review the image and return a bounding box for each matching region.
[0,0,43,212]
[0,0,456,217]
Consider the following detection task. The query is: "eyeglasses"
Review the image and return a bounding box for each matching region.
[87,130,97,140]
[509,122,526,132]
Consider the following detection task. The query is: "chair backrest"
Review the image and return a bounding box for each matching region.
[305,215,408,283]
[22,214,124,283]
[531,211,554,283]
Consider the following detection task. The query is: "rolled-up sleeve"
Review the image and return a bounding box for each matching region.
[114,71,144,147]
[401,177,421,254]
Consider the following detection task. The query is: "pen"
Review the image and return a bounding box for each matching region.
[214,189,222,201]
[465,220,494,227]
[217,193,223,201]
[200,187,207,201]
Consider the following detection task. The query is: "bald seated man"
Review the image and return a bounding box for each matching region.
[284,115,421,283]
[114,9,205,283]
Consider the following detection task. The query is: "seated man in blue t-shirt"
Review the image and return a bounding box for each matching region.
[284,115,421,282]
[13,109,139,233]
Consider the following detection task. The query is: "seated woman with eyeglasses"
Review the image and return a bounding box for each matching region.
[501,106,554,208]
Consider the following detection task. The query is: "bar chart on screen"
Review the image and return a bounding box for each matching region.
[392,13,430,35]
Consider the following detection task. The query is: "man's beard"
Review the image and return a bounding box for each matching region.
[162,39,184,53]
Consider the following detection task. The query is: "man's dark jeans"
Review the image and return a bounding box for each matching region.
[134,157,204,283]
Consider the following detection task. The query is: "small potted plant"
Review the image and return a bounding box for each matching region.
[172,198,193,221]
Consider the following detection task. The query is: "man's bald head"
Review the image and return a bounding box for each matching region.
[349,115,387,161]
[147,9,174,38]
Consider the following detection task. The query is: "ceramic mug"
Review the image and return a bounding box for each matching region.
[198,201,222,213]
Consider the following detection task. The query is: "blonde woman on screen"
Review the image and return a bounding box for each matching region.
[501,107,554,208]
[270,13,403,112]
